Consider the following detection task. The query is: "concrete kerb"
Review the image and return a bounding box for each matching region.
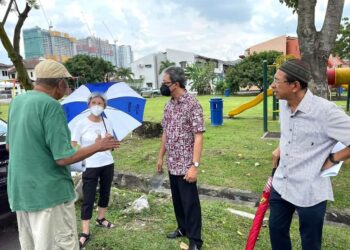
[113,171,350,227]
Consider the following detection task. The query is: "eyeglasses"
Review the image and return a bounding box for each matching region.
[273,78,289,84]
[162,81,174,86]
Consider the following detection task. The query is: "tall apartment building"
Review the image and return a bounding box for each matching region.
[118,45,134,68]
[76,37,116,66]
[23,26,76,62]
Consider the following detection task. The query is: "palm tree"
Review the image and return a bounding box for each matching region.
[116,67,134,81]
[159,60,175,74]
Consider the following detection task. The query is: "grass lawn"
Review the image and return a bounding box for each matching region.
[78,188,350,250]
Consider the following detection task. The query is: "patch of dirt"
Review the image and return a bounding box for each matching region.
[134,121,162,138]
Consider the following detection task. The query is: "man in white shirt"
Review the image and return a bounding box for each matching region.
[270,59,350,250]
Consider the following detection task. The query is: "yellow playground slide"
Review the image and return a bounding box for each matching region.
[228,89,273,117]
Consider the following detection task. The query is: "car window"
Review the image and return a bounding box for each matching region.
[0,119,7,143]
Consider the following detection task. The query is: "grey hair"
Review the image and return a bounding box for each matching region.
[88,92,107,107]
[35,78,64,87]
[164,66,186,89]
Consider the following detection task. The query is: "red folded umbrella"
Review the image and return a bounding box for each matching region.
[245,168,276,250]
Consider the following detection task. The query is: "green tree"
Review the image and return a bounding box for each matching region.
[159,59,175,74]
[214,80,227,95]
[0,0,39,90]
[64,55,115,83]
[225,51,282,93]
[185,62,216,95]
[280,0,345,98]
[116,67,134,81]
[333,17,350,60]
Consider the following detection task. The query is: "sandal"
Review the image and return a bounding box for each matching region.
[79,232,91,249]
[96,217,115,228]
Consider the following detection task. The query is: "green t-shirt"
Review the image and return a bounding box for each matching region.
[6,90,77,211]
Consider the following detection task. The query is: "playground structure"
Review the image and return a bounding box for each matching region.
[228,66,350,119]
[228,89,273,117]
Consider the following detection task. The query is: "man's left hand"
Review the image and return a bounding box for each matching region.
[321,158,334,171]
[184,166,198,183]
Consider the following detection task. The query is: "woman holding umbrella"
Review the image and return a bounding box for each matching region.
[71,92,117,249]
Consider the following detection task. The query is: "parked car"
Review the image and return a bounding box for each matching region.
[140,87,160,98]
[0,119,13,223]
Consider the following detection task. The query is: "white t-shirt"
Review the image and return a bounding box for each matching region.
[71,117,114,168]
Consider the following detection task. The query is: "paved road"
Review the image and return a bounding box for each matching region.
[0,217,20,250]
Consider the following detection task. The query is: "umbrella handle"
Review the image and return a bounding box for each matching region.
[271,167,276,177]
[271,158,279,176]
[101,116,108,133]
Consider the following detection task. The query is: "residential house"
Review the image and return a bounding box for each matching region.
[0,63,11,81]
[131,48,234,89]
[7,59,41,81]
[244,35,300,58]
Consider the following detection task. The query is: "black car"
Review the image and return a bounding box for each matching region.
[0,119,12,223]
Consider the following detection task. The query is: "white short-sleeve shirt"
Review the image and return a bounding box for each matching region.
[71,117,114,168]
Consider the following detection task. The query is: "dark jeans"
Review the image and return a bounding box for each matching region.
[81,164,114,220]
[169,173,203,247]
[269,187,327,250]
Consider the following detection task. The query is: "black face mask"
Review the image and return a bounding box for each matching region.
[160,84,171,96]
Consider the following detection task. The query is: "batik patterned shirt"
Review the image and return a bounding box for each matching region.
[162,91,205,175]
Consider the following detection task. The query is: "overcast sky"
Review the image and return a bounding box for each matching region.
[1,0,350,64]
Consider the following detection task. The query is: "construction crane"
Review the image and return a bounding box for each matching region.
[38,0,53,30]
[102,21,118,67]
[102,21,118,44]
[81,11,94,37]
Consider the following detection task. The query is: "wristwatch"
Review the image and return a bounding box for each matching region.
[328,153,340,164]
[192,162,200,168]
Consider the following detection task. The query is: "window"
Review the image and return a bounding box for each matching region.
[145,64,152,68]
[2,71,8,76]
[179,61,187,68]
[30,72,33,77]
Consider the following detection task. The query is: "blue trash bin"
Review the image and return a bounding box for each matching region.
[224,88,230,97]
[209,98,223,126]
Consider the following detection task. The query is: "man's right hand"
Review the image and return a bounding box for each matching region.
[95,134,120,152]
[272,147,280,168]
[156,158,164,173]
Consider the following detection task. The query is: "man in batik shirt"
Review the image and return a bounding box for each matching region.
[156,66,205,250]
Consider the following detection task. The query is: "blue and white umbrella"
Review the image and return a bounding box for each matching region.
[61,82,146,140]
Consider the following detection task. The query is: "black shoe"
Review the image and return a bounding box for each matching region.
[189,242,201,250]
[166,228,185,239]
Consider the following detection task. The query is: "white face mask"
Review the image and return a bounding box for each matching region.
[90,105,104,116]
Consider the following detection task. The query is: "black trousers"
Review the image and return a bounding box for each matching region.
[269,187,327,250]
[169,173,203,247]
[81,164,114,220]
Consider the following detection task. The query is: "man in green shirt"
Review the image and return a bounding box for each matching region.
[6,59,119,250]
